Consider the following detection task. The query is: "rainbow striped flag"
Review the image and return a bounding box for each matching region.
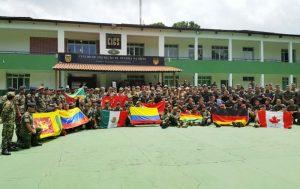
[180,113,203,123]
[130,107,161,125]
[59,108,89,129]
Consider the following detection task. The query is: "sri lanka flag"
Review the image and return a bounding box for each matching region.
[100,110,128,129]
[130,107,161,125]
[257,110,293,129]
[65,88,86,104]
[33,111,63,139]
[180,113,203,123]
[211,107,248,125]
[59,108,89,129]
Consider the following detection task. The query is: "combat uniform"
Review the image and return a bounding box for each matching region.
[1,96,16,155]
[15,93,26,143]
[35,93,47,112]
[20,111,42,149]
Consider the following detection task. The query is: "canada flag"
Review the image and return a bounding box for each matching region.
[257,110,293,129]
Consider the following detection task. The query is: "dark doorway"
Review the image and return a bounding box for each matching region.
[67,74,97,89]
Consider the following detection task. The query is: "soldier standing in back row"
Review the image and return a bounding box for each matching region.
[1,92,17,155]
[15,86,27,144]
[35,86,47,113]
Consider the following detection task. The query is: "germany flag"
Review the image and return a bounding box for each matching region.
[211,107,249,126]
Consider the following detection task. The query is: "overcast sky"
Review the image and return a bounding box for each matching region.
[1,0,300,34]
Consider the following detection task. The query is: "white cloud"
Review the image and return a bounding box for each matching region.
[0,0,299,34]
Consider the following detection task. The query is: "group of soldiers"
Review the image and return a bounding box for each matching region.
[1,82,300,155]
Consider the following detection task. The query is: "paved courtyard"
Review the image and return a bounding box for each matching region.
[1,125,300,189]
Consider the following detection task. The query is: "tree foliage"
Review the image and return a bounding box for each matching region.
[148,22,166,27]
[172,21,201,30]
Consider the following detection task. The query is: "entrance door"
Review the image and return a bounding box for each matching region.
[68,74,97,89]
[221,80,228,88]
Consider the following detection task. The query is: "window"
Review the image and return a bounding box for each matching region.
[198,76,211,86]
[127,43,144,56]
[164,45,179,58]
[243,77,255,81]
[164,75,179,86]
[281,49,296,63]
[212,46,228,60]
[6,73,30,89]
[188,45,203,60]
[67,40,97,54]
[282,77,297,89]
[243,47,254,60]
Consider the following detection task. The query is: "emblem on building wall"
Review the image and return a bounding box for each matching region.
[65,54,72,63]
[152,57,160,65]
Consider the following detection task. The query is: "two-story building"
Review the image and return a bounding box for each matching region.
[0,16,299,93]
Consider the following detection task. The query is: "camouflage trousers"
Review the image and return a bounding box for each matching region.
[1,123,15,149]
[20,127,42,149]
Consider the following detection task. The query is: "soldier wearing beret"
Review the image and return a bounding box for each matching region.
[19,102,42,149]
[1,92,17,155]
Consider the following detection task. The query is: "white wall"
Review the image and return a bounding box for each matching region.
[264,42,288,61]
[0,29,57,52]
[232,40,260,60]
[200,38,228,59]
[165,37,194,58]
[127,36,159,56]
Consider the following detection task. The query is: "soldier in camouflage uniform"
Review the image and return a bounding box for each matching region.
[35,86,47,113]
[1,92,17,155]
[15,86,27,144]
[160,108,170,129]
[19,102,42,149]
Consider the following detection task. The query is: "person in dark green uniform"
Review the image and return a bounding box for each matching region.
[1,92,17,155]
[19,102,42,149]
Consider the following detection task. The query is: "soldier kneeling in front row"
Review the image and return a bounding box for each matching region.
[19,102,42,149]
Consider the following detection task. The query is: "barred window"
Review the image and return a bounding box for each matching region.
[127,43,144,56]
[212,46,228,60]
[6,73,30,89]
[67,40,96,55]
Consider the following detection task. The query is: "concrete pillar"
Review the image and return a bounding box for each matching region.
[194,73,198,86]
[120,33,127,55]
[57,29,65,53]
[194,37,198,60]
[159,35,165,57]
[260,74,265,87]
[99,32,106,55]
[158,73,163,84]
[173,72,176,87]
[228,39,233,61]
[289,41,293,63]
[60,71,66,88]
[228,73,233,87]
[260,40,264,62]
[289,74,294,85]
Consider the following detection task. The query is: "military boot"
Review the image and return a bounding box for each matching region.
[1,149,11,155]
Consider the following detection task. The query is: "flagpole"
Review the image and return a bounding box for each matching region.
[139,0,142,25]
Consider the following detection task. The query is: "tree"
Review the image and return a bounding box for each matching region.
[172,21,201,30]
[149,22,166,27]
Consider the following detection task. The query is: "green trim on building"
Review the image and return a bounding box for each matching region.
[166,59,300,74]
[0,53,57,70]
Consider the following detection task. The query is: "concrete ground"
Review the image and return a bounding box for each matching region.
[0,124,300,189]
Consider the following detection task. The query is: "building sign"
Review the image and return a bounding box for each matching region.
[106,34,121,49]
[59,53,165,66]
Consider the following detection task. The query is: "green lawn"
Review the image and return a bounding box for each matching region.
[1,125,300,189]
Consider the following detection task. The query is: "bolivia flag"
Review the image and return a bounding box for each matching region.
[65,88,86,104]
[100,110,128,129]
[211,107,248,125]
[33,111,63,139]
[130,107,161,125]
[180,113,203,122]
[59,108,89,129]
[257,110,293,129]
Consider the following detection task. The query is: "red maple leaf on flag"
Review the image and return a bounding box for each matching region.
[269,116,280,124]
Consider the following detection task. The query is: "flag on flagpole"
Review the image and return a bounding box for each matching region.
[100,110,128,129]
[33,111,63,139]
[143,101,166,114]
[59,108,89,129]
[130,107,161,125]
[65,88,86,104]
[257,110,293,129]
